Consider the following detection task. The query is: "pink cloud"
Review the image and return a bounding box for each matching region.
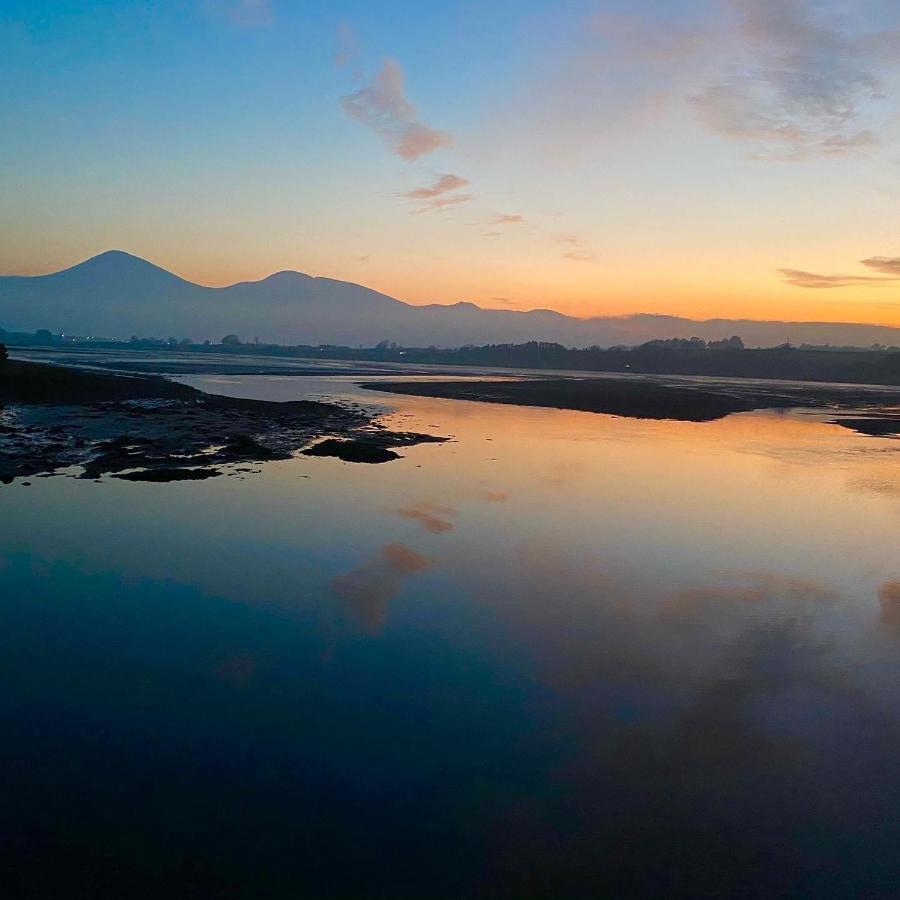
[341,59,453,161]
[406,174,470,200]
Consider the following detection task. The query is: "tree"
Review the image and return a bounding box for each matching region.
[221,334,241,346]
[708,335,744,351]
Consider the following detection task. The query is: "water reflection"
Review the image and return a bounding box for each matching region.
[331,543,432,633]
[660,571,837,620]
[878,582,900,632]
[393,500,457,533]
[4,375,900,896]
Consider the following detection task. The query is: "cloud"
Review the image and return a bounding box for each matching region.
[555,233,597,263]
[513,13,708,159]
[405,174,473,213]
[862,257,900,276]
[592,13,707,66]
[483,231,501,238]
[493,213,525,225]
[406,174,470,200]
[203,0,272,27]
[394,501,456,534]
[335,20,360,69]
[341,59,452,161]
[331,543,431,633]
[411,195,474,214]
[691,0,888,158]
[778,268,899,288]
[562,249,596,262]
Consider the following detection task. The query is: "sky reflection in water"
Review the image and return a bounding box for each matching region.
[3,379,900,897]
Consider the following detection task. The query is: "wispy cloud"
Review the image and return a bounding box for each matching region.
[555,233,597,263]
[493,213,525,225]
[411,194,474,214]
[202,0,272,27]
[334,20,360,69]
[405,174,472,212]
[406,174,469,200]
[341,59,452,161]
[691,0,889,158]
[862,256,900,276]
[562,249,596,262]
[778,268,899,288]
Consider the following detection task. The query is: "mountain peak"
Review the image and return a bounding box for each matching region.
[258,270,312,284]
[79,249,158,268]
[62,249,185,281]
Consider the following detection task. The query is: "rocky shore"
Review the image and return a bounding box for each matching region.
[0,360,445,483]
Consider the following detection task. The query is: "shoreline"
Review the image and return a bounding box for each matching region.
[362,378,900,436]
[0,360,446,483]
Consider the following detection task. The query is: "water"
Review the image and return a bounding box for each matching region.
[3,370,900,897]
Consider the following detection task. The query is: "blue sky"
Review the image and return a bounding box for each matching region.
[3,0,900,323]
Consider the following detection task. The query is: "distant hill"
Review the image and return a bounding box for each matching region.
[3,250,900,349]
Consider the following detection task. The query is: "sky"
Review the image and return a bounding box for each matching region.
[2,0,900,324]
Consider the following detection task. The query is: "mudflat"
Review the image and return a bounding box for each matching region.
[363,375,900,435]
[0,360,446,482]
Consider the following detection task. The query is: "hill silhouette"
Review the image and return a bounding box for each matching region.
[4,250,900,349]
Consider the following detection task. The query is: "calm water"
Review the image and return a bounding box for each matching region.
[4,372,900,897]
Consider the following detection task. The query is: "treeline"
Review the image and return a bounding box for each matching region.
[344,340,900,384]
[6,327,900,386]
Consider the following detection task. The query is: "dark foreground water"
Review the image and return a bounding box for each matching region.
[3,372,900,898]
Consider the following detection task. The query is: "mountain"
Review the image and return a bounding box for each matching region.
[3,250,900,349]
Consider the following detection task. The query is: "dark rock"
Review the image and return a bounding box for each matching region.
[301,439,401,464]
[216,434,291,462]
[112,468,223,482]
[1,359,444,482]
[832,417,900,437]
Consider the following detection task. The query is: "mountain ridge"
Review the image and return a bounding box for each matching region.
[3,250,900,349]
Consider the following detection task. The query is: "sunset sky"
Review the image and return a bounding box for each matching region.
[3,0,900,324]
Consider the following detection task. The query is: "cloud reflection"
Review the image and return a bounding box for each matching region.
[661,572,836,620]
[331,543,431,633]
[394,501,456,534]
[878,581,900,631]
[469,550,887,895]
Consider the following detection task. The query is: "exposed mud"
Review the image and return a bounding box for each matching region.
[0,361,447,483]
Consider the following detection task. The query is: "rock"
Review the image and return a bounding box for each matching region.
[112,467,223,482]
[301,439,401,464]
